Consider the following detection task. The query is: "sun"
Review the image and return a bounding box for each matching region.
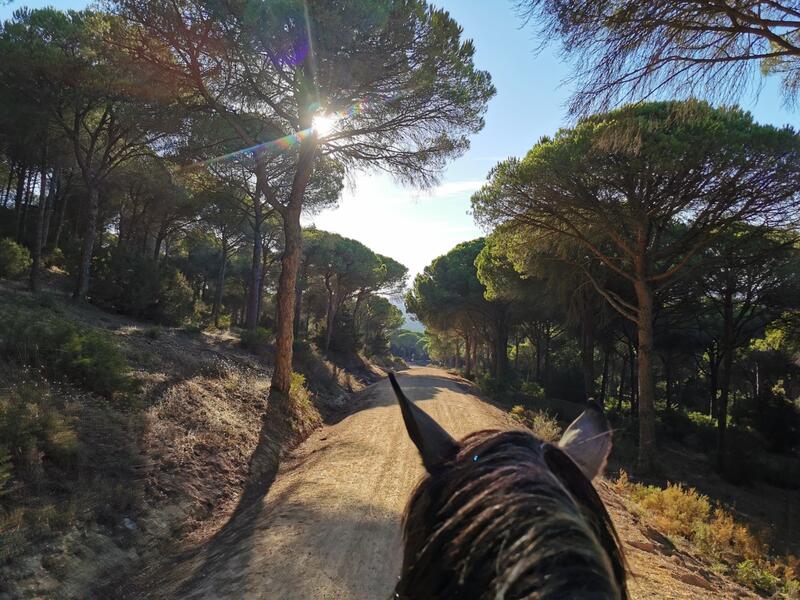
[312,113,338,137]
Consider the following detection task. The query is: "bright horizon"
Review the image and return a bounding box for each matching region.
[3,0,795,282]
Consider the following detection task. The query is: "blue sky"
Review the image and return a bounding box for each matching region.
[2,0,796,280]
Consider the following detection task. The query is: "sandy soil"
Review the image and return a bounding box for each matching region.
[163,366,756,600]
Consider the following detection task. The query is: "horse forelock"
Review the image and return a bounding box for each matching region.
[397,428,628,600]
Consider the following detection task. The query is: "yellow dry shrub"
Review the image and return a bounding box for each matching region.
[637,483,710,537]
[695,508,763,562]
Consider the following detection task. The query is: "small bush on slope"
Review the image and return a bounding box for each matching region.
[0,311,138,400]
[510,405,562,443]
[0,238,31,280]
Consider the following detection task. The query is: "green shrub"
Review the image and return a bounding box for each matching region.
[479,374,513,399]
[90,249,193,325]
[44,247,65,269]
[289,371,312,409]
[144,325,163,340]
[520,381,545,402]
[0,238,31,279]
[0,384,79,479]
[240,327,274,354]
[736,560,781,595]
[0,312,137,399]
[159,270,194,325]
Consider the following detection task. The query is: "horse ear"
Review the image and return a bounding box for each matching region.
[558,399,613,481]
[389,372,458,473]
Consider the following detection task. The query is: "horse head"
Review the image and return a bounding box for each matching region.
[389,372,627,599]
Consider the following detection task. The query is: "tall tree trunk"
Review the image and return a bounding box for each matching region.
[42,170,57,248]
[544,326,551,392]
[30,166,48,293]
[52,180,69,248]
[14,167,29,241]
[211,234,228,328]
[708,347,719,417]
[581,311,596,398]
[353,289,367,330]
[717,286,734,469]
[664,357,673,410]
[324,278,336,352]
[75,185,100,301]
[464,333,472,379]
[153,226,167,263]
[629,338,638,413]
[271,205,304,396]
[599,347,610,405]
[2,161,14,208]
[20,176,34,242]
[256,243,270,324]
[535,329,542,382]
[245,206,263,331]
[493,320,509,379]
[634,278,657,474]
[269,148,316,402]
[293,282,304,337]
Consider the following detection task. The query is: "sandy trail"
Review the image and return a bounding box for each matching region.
[175,366,510,599]
[169,365,755,600]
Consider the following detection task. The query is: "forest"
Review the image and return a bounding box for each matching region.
[0,0,799,599]
[407,101,800,477]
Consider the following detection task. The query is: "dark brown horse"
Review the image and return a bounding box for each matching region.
[389,372,627,599]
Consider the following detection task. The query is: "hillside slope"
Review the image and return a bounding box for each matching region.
[0,282,379,600]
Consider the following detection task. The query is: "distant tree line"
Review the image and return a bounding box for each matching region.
[409,101,800,477]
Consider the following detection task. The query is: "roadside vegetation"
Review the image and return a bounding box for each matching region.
[407,103,800,598]
[613,473,799,598]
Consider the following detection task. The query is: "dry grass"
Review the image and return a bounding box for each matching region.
[613,471,799,597]
[510,405,563,443]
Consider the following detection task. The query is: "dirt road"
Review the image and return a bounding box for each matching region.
[164,366,755,600]
[172,366,510,599]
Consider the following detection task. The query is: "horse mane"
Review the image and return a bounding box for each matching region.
[396,428,628,599]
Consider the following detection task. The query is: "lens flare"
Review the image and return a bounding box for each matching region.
[312,113,338,137]
[185,99,374,171]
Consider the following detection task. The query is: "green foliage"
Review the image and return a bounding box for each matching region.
[520,380,545,402]
[361,296,404,358]
[289,371,312,409]
[736,560,781,595]
[0,383,78,480]
[91,249,195,325]
[144,325,163,340]
[159,270,194,326]
[0,312,137,399]
[240,327,274,354]
[390,329,429,362]
[0,238,31,280]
